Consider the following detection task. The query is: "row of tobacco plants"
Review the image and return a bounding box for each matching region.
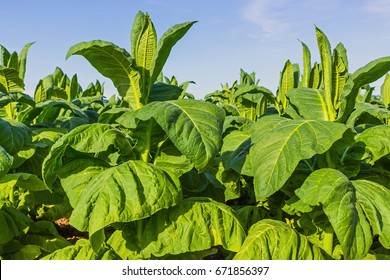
[1,11,390,260]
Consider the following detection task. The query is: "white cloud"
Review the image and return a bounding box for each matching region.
[240,0,293,37]
[239,0,348,39]
[364,0,390,14]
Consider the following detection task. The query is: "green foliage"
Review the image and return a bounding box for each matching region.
[1,15,390,260]
[67,11,196,110]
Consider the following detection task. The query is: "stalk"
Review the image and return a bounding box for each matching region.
[136,219,144,246]
[140,120,153,163]
[322,228,334,257]
[325,150,335,169]
[5,103,14,119]
[9,188,15,206]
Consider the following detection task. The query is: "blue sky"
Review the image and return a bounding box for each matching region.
[2,0,390,99]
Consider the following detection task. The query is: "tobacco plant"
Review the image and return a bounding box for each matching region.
[1,12,390,260]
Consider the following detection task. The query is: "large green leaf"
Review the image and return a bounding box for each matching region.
[42,239,119,260]
[0,173,48,208]
[300,41,311,88]
[338,56,390,122]
[69,160,182,242]
[18,42,35,80]
[0,207,30,245]
[140,197,246,258]
[153,146,194,177]
[250,116,348,200]
[0,146,13,177]
[0,118,31,155]
[133,12,156,102]
[57,157,111,208]
[381,73,390,108]
[18,99,88,126]
[42,123,134,188]
[66,40,142,109]
[149,83,183,102]
[0,45,11,66]
[278,60,295,110]
[353,124,390,164]
[332,43,348,109]
[353,180,390,248]
[221,129,252,175]
[346,103,390,127]
[150,21,196,87]
[33,76,54,102]
[234,219,328,260]
[17,221,70,254]
[0,92,35,108]
[296,168,390,259]
[133,100,225,172]
[287,88,330,120]
[0,66,25,93]
[316,27,336,120]
[309,62,322,89]
[7,52,18,70]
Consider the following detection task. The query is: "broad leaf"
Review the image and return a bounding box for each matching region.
[18,99,88,126]
[69,160,182,244]
[18,221,70,254]
[133,12,156,102]
[381,73,390,108]
[42,239,119,260]
[0,92,35,108]
[300,41,311,87]
[287,88,330,120]
[278,60,295,109]
[140,197,246,258]
[354,124,390,164]
[0,146,13,177]
[354,180,390,248]
[234,219,328,260]
[0,173,48,208]
[18,42,35,80]
[309,62,322,89]
[66,40,142,109]
[153,146,194,177]
[149,83,183,102]
[0,67,25,93]
[150,21,196,86]
[42,123,134,188]
[133,100,225,172]
[0,118,31,155]
[221,129,252,175]
[332,43,348,109]
[338,56,390,122]
[316,27,336,120]
[250,116,348,200]
[57,157,111,208]
[0,207,30,245]
[346,102,390,127]
[296,169,390,259]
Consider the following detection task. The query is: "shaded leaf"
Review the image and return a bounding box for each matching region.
[234,219,328,260]
[250,116,348,200]
[140,197,246,258]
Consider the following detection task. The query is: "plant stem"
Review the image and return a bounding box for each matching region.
[136,219,144,246]
[325,150,335,169]
[9,188,15,206]
[323,228,334,257]
[5,103,14,119]
[141,120,153,163]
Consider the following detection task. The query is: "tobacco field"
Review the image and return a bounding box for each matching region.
[1,11,390,260]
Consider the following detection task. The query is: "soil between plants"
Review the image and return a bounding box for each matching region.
[54,218,88,244]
